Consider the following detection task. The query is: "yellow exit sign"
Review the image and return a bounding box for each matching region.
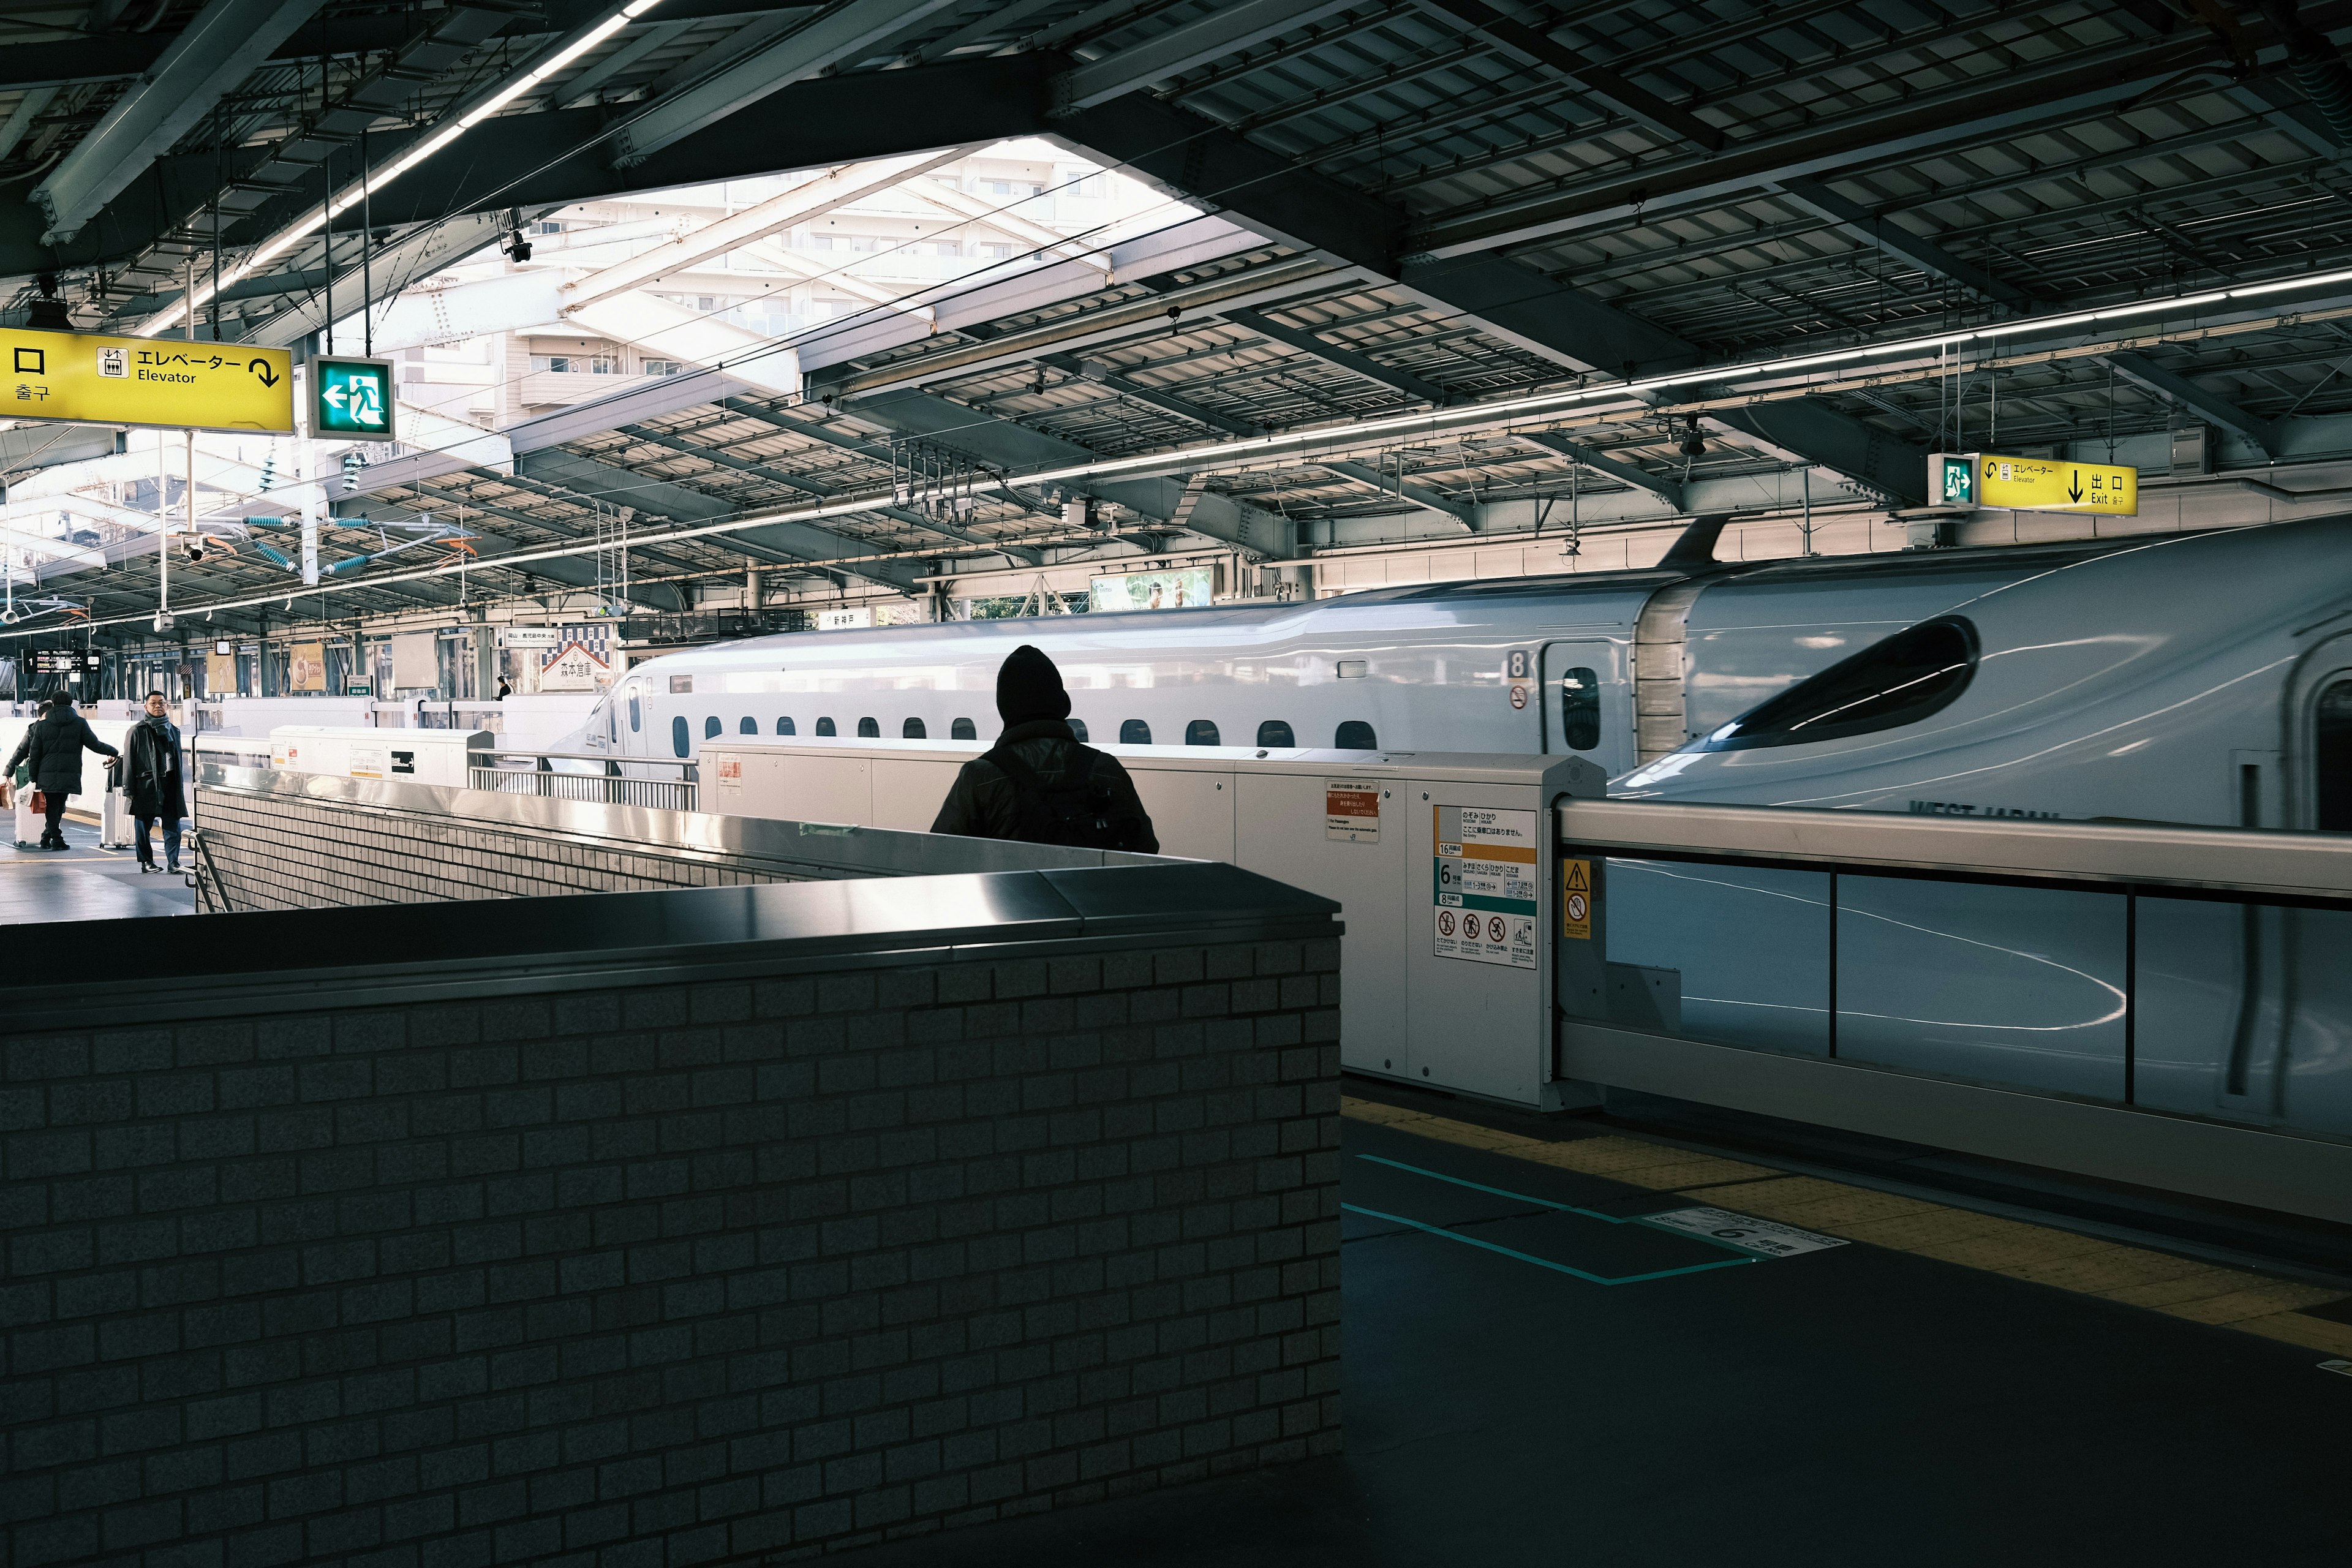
[0,327,293,434]
[1932,451,2136,515]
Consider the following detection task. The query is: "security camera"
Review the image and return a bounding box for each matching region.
[153,612,175,633]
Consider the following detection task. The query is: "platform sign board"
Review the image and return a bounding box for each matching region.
[0,326,293,433]
[1433,804,1540,968]
[1325,779,1381,842]
[309,355,394,439]
[1932,451,2136,514]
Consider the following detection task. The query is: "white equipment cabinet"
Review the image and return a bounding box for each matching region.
[698,738,1604,1108]
[269,726,491,788]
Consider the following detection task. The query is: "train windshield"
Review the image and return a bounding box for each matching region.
[1700,616,1979,752]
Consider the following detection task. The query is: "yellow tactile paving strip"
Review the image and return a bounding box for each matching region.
[1343,1096,2352,1357]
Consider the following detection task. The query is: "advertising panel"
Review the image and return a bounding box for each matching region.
[1088,568,1213,612]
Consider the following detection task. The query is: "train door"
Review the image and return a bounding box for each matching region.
[1541,639,1632,775]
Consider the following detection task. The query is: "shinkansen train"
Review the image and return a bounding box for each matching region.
[573,513,2352,831]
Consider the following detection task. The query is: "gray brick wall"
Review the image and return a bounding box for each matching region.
[1,936,1343,1566]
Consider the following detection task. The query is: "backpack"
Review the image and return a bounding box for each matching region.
[982,744,1150,852]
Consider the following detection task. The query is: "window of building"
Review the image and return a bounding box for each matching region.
[535,221,565,235]
[1185,720,1220,746]
[1559,666,1600,751]
[1701,617,1981,752]
[643,360,680,377]
[815,717,836,736]
[974,243,1016,259]
[2320,679,2352,831]
[1121,719,1151,744]
[1335,720,1377,749]
[1067,718,1088,742]
[531,355,618,374]
[671,716,689,757]
[903,717,926,739]
[704,715,722,739]
[951,717,977,740]
[1256,720,1294,748]
[778,717,795,735]
[857,717,881,737]
[739,716,756,734]
[933,241,961,256]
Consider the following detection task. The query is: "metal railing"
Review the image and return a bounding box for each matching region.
[467,749,698,812]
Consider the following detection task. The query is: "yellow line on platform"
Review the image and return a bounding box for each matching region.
[1341,1096,2352,1357]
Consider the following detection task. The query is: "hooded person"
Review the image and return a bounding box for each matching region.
[930,644,1158,852]
[123,690,187,872]
[4,692,119,850]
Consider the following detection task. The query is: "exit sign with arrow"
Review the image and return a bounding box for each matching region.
[309,355,396,440]
[1932,451,2136,515]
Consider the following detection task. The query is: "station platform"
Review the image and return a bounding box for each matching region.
[831,1084,2352,1568]
[0,817,196,921]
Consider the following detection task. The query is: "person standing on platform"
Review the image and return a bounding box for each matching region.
[497,676,513,700]
[931,645,1158,852]
[124,690,187,874]
[4,692,118,850]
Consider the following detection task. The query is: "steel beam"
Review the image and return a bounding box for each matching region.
[613,0,969,167]
[1052,0,1364,111]
[1771,178,2032,311]
[1512,430,1683,511]
[1408,0,1722,152]
[1393,252,1697,378]
[34,0,329,244]
[1039,352,1259,437]
[2103,351,2282,457]
[1223,306,1449,405]
[1317,459,1479,527]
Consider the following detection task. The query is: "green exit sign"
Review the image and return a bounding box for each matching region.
[309,355,394,439]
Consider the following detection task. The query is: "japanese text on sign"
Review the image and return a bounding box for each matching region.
[1,327,293,434]
[1326,779,1381,842]
[1932,451,2136,515]
[1433,804,1539,969]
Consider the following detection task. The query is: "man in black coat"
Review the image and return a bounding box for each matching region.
[4,692,119,850]
[123,690,187,873]
[930,645,1158,852]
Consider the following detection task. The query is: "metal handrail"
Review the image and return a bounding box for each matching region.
[1555,797,2352,902]
[466,748,697,811]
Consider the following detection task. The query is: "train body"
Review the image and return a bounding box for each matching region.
[581,534,2128,791]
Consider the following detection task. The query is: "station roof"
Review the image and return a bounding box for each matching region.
[3,0,2351,640]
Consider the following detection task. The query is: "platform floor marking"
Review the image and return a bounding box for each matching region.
[1346,1156,1760,1284]
[1342,1096,2352,1357]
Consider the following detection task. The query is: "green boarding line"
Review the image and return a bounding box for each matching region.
[1343,1154,1766,1286]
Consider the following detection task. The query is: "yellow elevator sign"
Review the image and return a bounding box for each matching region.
[0,327,294,434]
[1932,451,2137,515]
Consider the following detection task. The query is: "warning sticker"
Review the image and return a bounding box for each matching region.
[1325,778,1381,842]
[1433,804,1539,968]
[1562,858,1592,940]
[1639,1207,1847,1257]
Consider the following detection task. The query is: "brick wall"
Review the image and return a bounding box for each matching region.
[0,933,1343,1566]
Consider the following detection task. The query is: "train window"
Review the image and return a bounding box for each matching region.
[1702,617,1980,752]
[777,717,795,736]
[2320,680,2352,831]
[739,716,756,734]
[1335,721,1376,749]
[857,717,880,738]
[903,718,926,739]
[627,692,640,732]
[1186,720,1220,746]
[951,717,977,740]
[671,716,689,757]
[816,717,836,736]
[1121,719,1152,744]
[1068,718,1088,741]
[1257,720,1295,747]
[1559,667,1600,751]
[704,716,722,739]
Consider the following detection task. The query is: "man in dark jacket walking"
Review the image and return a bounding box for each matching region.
[124,690,187,873]
[932,645,1158,853]
[4,692,118,850]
